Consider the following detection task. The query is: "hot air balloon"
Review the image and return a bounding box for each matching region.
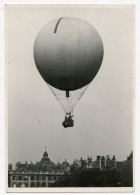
[33,17,104,128]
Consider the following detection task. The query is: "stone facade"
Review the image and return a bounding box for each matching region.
[8,172,66,187]
[8,150,70,188]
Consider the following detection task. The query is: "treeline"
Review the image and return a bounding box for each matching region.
[50,168,121,187]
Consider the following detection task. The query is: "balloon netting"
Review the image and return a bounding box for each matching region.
[48,84,89,114]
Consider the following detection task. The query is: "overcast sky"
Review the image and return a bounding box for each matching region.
[6,5,134,166]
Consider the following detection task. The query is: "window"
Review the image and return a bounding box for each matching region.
[18,176,22,180]
[42,176,45,181]
[12,176,16,181]
[36,176,39,181]
[31,176,34,181]
[13,184,17,187]
[24,176,28,181]
[42,182,46,187]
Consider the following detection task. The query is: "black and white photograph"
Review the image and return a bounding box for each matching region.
[6,4,134,193]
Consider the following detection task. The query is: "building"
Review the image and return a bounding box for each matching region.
[72,155,124,171]
[8,150,128,187]
[8,149,70,188]
[120,152,133,187]
[8,164,12,171]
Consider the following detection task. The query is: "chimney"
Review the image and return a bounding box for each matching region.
[112,155,117,168]
[105,156,106,167]
[98,155,101,160]
[99,158,102,170]
[112,155,116,160]
[106,155,110,161]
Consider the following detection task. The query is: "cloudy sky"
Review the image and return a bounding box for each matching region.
[6,5,134,166]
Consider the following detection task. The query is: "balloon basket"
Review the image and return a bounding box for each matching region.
[62,117,74,128]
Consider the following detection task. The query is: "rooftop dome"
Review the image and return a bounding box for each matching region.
[43,150,48,157]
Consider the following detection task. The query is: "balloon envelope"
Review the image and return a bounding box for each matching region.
[34,17,104,91]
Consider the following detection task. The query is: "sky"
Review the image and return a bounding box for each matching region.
[6,4,134,166]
